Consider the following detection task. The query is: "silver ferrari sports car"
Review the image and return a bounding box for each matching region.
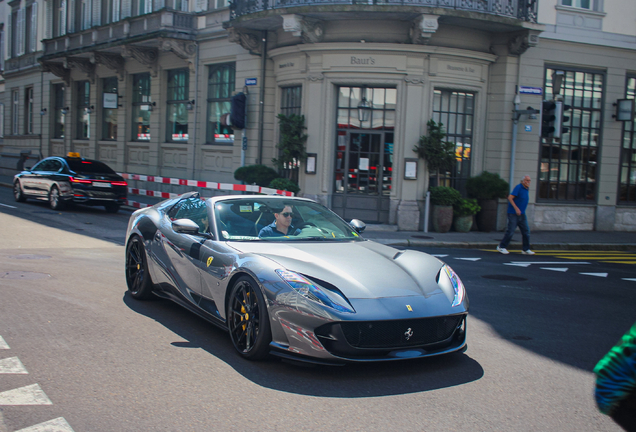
[125,192,468,365]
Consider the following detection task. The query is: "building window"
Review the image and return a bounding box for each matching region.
[53,84,65,138]
[619,76,636,204]
[138,0,153,14]
[174,0,189,11]
[430,89,475,193]
[25,87,34,135]
[76,81,91,139]
[539,68,603,201]
[206,63,235,144]
[167,69,189,142]
[55,0,67,37]
[560,0,603,11]
[0,104,4,138]
[12,89,19,135]
[102,77,118,140]
[132,73,151,141]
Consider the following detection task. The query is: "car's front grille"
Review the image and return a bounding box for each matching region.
[339,315,464,349]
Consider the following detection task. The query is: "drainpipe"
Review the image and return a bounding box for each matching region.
[509,54,522,188]
[257,31,267,165]
[40,70,44,159]
[191,43,200,179]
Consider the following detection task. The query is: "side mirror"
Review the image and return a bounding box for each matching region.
[172,218,200,235]
[349,219,366,233]
[24,166,32,171]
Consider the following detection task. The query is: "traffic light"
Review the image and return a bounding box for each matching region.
[541,100,557,139]
[553,101,572,140]
[560,101,571,137]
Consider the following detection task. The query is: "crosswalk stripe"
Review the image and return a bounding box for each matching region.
[622,278,636,282]
[0,357,28,374]
[541,267,568,272]
[15,417,75,432]
[0,336,9,349]
[0,384,52,405]
[455,258,481,261]
[580,272,609,277]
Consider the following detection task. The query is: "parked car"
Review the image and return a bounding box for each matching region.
[125,192,469,364]
[13,152,128,213]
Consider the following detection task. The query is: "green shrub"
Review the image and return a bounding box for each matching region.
[269,178,300,194]
[466,171,509,200]
[234,165,280,187]
[429,186,461,206]
[453,198,481,217]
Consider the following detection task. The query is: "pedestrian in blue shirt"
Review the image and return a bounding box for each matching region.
[258,205,301,238]
[497,175,534,255]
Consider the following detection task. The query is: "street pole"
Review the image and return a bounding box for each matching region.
[510,93,521,188]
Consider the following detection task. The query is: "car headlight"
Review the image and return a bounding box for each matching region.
[441,264,465,307]
[275,269,355,313]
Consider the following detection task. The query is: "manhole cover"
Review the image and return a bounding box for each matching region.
[511,335,532,341]
[481,275,528,281]
[2,271,51,280]
[8,254,52,260]
[411,235,434,239]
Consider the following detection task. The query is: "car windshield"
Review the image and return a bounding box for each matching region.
[214,198,363,242]
[65,159,116,174]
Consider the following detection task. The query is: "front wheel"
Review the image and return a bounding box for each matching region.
[49,186,64,210]
[14,181,26,202]
[125,236,154,299]
[228,275,271,360]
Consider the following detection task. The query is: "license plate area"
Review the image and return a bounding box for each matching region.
[93,182,112,188]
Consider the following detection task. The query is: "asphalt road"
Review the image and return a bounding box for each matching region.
[0,188,632,431]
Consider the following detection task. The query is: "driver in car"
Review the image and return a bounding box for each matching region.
[258,205,302,238]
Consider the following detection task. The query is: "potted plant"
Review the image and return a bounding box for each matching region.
[413,119,456,187]
[453,198,481,233]
[466,171,509,232]
[274,113,308,181]
[429,186,461,233]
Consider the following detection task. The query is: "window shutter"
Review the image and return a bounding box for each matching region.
[92,0,101,25]
[112,0,120,22]
[6,17,11,59]
[45,0,53,39]
[30,3,38,53]
[67,0,74,33]
[83,0,91,29]
[17,8,26,57]
[121,0,131,19]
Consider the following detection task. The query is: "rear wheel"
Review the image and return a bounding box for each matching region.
[49,186,64,210]
[104,203,120,213]
[125,236,154,299]
[228,275,271,360]
[13,181,26,202]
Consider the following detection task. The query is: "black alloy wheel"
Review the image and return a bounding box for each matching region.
[49,186,64,210]
[14,181,26,202]
[125,236,154,299]
[228,276,271,360]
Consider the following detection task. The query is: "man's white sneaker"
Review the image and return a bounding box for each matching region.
[522,250,535,255]
[497,246,509,255]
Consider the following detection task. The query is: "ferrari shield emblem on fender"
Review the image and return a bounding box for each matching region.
[405,328,413,340]
[207,256,214,267]
[406,305,413,312]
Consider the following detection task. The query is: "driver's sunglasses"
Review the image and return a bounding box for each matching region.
[280,212,293,217]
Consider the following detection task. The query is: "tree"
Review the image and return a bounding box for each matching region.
[413,119,456,186]
[274,114,308,180]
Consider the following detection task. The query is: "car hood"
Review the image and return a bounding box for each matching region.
[229,240,444,299]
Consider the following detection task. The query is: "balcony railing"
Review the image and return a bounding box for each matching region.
[230,0,538,22]
[42,10,195,58]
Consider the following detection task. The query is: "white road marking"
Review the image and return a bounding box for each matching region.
[16,417,75,432]
[622,278,636,282]
[0,384,52,405]
[0,203,17,209]
[541,267,568,272]
[504,263,531,267]
[506,261,590,266]
[0,336,9,349]
[431,254,448,258]
[0,357,28,374]
[455,258,481,261]
[580,272,608,278]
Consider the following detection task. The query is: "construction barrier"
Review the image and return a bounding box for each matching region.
[119,173,294,209]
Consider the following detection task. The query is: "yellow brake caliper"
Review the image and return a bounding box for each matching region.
[241,292,250,331]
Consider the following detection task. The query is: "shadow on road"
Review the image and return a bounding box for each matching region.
[123,292,484,397]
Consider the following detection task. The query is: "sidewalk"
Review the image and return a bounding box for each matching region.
[3,173,636,250]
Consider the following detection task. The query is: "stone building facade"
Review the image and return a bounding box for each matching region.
[1,0,636,231]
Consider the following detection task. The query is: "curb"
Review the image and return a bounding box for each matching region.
[371,239,636,251]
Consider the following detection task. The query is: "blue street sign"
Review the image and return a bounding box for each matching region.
[525,125,532,132]
[518,86,543,95]
[245,78,257,86]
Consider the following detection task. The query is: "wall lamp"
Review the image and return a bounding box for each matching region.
[613,99,635,122]
[85,105,95,114]
[61,107,69,115]
[40,108,47,116]
[186,100,196,110]
[147,101,156,112]
[357,86,372,123]
[551,70,565,96]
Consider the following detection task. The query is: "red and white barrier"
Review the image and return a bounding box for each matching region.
[120,172,294,209]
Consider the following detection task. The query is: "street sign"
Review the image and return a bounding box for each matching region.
[518,86,543,95]
[245,78,257,86]
[525,125,532,132]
